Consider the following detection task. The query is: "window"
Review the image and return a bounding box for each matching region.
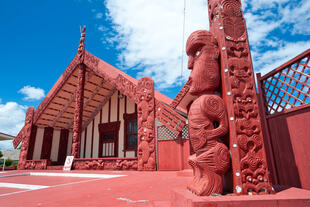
[123,113,138,151]
[98,122,120,158]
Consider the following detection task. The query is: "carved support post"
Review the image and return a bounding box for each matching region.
[71,63,86,158]
[207,0,273,194]
[17,106,35,170]
[72,26,86,158]
[136,77,156,171]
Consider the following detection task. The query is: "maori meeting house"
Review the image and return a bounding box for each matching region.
[13,0,310,199]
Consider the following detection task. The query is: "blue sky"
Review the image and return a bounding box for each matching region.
[0,0,309,150]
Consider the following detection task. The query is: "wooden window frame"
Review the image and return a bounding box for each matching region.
[123,112,138,153]
[98,121,120,158]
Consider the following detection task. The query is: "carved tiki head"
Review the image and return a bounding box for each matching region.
[186,30,220,95]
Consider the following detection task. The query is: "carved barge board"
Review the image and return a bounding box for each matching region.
[207,0,273,194]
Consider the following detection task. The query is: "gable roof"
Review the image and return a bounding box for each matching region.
[32,50,187,131]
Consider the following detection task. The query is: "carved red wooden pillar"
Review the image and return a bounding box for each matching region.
[207,0,273,194]
[136,77,156,171]
[72,27,86,158]
[17,106,35,170]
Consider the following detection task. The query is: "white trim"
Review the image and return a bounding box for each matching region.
[29,172,126,178]
[0,182,49,190]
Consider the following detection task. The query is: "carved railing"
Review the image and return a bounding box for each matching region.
[257,49,310,115]
[155,100,187,136]
[73,158,138,170]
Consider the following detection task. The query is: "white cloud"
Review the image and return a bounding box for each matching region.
[18,85,45,101]
[280,0,310,34]
[244,13,280,48]
[0,100,27,150]
[96,12,103,19]
[94,0,310,90]
[254,41,310,76]
[244,0,290,11]
[243,0,310,75]
[103,0,209,89]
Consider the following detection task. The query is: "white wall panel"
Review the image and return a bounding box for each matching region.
[119,97,125,157]
[102,101,109,123]
[33,127,44,160]
[93,113,100,158]
[126,151,135,158]
[80,131,85,158]
[110,92,118,122]
[85,122,93,158]
[67,131,73,156]
[50,129,60,161]
[127,98,135,114]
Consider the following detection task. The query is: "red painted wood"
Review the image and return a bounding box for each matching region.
[157,140,181,170]
[27,125,37,160]
[123,112,137,153]
[136,77,156,171]
[98,121,120,157]
[206,0,273,194]
[17,106,35,169]
[72,28,86,158]
[286,108,310,190]
[267,116,301,188]
[40,127,54,160]
[182,139,191,169]
[57,129,69,165]
[266,106,310,189]
[257,73,279,184]
[72,64,86,158]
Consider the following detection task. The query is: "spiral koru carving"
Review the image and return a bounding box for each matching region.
[187,95,230,196]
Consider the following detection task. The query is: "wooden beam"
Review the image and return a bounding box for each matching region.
[65,79,105,128]
[81,89,116,130]
[50,72,94,127]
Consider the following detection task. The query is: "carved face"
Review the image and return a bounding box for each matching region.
[186,30,220,95]
[234,93,258,119]
[229,60,251,79]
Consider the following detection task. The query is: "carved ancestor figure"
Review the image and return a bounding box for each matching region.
[136,77,156,170]
[186,30,230,195]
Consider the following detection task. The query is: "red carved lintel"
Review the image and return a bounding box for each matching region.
[73,157,138,170]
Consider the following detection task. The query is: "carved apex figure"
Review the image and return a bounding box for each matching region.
[186,30,230,196]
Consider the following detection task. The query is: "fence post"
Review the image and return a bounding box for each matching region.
[256,73,279,185]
